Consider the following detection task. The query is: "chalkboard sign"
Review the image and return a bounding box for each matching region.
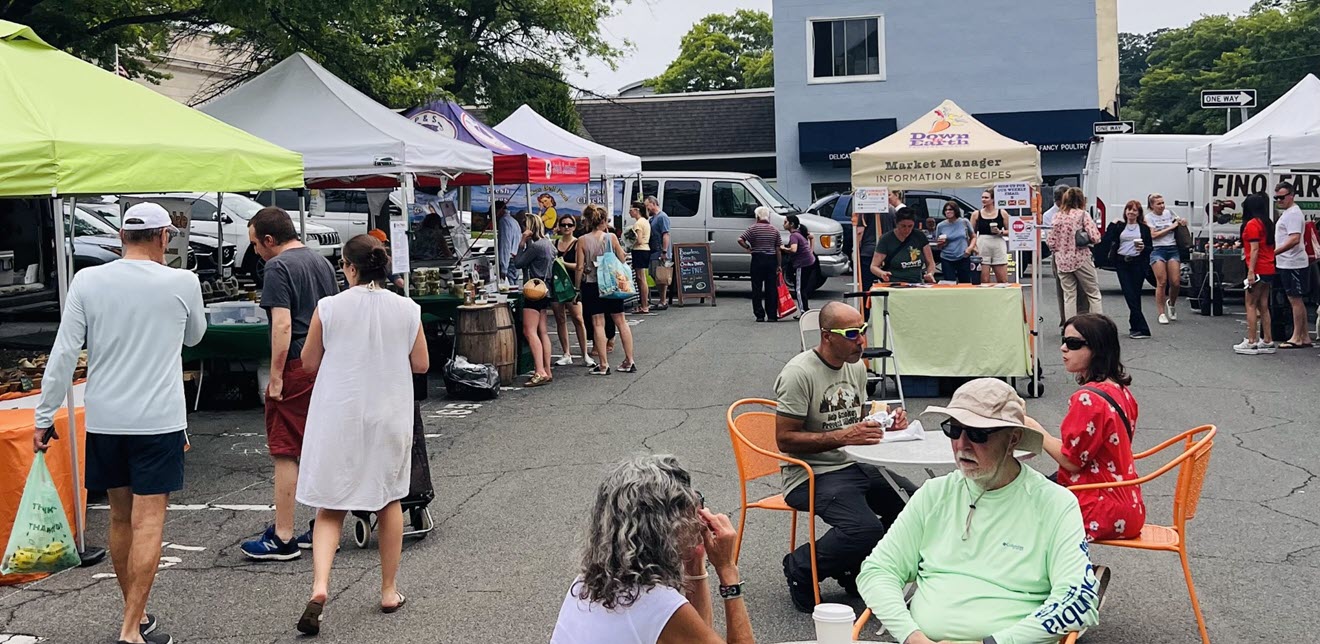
[675,243,716,307]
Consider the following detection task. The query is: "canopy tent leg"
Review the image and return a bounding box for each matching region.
[52,197,107,567]
[297,189,306,244]
[402,173,416,296]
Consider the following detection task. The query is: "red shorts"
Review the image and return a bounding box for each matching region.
[265,359,316,459]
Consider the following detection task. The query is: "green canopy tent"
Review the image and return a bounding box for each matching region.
[0,20,304,562]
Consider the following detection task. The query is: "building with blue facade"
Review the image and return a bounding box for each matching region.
[772,0,1119,204]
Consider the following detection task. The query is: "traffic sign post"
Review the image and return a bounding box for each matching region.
[1202,89,1257,132]
[1093,121,1134,135]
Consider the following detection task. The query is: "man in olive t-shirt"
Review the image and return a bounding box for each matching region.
[773,302,914,612]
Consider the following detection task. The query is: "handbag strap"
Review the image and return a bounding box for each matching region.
[1082,385,1133,440]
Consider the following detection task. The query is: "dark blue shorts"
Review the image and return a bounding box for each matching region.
[1276,268,1312,297]
[1149,246,1180,264]
[86,431,186,496]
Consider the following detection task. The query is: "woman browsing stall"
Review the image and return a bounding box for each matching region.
[552,215,595,367]
[514,215,557,386]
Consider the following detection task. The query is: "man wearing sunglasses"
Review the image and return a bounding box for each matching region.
[1272,182,1313,349]
[774,302,915,612]
[857,379,1100,644]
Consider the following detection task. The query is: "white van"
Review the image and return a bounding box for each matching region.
[614,172,847,283]
[1081,134,1215,230]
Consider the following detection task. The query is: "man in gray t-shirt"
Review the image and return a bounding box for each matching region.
[241,207,339,561]
[772,302,914,612]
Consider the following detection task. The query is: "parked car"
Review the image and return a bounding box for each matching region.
[254,189,371,243]
[68,206,236,280]
[121,193,340,285]
[613,172,846,293]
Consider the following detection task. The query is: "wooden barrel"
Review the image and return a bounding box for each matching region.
[455,304,516,386]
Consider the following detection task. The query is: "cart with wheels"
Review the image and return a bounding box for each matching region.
[350,402,435,549]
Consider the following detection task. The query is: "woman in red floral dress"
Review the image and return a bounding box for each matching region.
[1037,313,1146,541]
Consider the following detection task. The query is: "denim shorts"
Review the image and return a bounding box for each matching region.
[1149,246,1180,264]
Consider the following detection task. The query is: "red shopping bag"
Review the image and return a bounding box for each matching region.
[777,271,798,319]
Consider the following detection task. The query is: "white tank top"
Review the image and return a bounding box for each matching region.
[550,578,688,644]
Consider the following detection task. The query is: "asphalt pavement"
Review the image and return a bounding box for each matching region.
[1,269,1315,643]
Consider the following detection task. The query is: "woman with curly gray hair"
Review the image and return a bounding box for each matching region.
[551,455,755,644]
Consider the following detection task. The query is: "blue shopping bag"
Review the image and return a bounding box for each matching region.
[597,251,637,300]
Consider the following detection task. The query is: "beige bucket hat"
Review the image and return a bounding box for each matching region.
[921,378,1045,454]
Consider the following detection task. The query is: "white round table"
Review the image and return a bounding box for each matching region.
[842,424,1033,501]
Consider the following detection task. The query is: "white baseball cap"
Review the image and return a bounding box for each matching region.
[121,202,179,232]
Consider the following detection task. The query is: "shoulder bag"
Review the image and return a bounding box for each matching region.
[1082,385,1133,440]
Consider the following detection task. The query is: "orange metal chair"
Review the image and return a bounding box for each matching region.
[726,398,820,606]
[851,608,1081,642]
[1068,425,1217,644]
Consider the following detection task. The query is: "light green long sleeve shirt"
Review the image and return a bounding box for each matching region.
[857,465,1100,644]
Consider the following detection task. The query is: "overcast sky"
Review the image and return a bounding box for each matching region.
[567,0,1258,95]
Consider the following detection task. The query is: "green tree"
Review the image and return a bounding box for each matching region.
[481,60,582,133]
[3,0,623,111]
[1126,0,1320,134]
[651,9,773,93]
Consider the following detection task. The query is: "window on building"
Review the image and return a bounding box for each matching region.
[810,16,883,81]
[662,181,701,218]
[712,182,761,218]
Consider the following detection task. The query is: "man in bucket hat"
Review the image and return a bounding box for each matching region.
[857,379,1101,644]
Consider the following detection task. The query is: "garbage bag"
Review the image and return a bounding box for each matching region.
[443,356,501,401]
[2,453,80,575]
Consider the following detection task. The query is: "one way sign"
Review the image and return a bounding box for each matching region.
[1093,121,1134,135]
[1201,89,1257,108]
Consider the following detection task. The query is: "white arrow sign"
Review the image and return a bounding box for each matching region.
[1201,89,1257,108]
[1093,121,1134,135]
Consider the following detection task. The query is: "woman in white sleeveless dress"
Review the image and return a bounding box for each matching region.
[293,234,429,636]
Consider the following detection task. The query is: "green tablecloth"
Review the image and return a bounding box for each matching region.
[868,285,1032,378]
[182,323,269,363]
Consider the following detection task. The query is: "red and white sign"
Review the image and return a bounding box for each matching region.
[1008,216,1034,252]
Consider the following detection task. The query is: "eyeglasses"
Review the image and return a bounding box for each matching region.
[1061,336,1088,351]
[824,323,869,341]
[941,419,1007,444]
[165,230,178,242]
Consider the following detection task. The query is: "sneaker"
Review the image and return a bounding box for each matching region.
[1256,341,1277,354]
[588,365,611,376]
[119,631,173,644]
[1167,300,1177,321]
[1233,338,1259,355]
[582,356,597,368]
[1158,313,1169,325]
[782,554,815,614]
[555,355,574,366]
[1129,332,1150,339]
[240,526,301,561]
[295,522,314,550]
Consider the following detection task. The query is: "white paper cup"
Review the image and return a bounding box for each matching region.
[813,603,856,644]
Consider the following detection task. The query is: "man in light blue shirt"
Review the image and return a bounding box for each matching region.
[34,202,204,644]
[496,200,521,284]
[645,196,672,309]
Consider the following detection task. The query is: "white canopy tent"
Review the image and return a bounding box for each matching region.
[1186,74,1320,316]
[201,53,492,180]
[1188,74,1320,171]
[494,104,642,178]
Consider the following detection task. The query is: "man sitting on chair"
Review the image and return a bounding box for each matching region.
[775,301,915,612]
[858,379,1100,644]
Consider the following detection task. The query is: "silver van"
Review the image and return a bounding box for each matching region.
[614,172,847,283]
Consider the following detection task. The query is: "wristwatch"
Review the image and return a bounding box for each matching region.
[718,582,745,599]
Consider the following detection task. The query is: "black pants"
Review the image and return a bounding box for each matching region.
[1114,257,1151,335]
[750,254,779,320]
[940,257,973,284]
[792,263,817,313]
[860,254,876,291]
[783,463,914,585]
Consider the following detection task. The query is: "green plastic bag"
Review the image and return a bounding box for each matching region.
[2,453,80,575]
[551,259,577,303]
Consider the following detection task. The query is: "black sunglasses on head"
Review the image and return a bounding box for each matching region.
[1061,336,1088,351]
[941,419,1008,444]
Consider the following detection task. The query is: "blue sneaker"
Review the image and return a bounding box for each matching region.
[240,525,301,561]
[295,522,314,550]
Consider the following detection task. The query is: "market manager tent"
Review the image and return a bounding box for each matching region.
[850,100,1041,190]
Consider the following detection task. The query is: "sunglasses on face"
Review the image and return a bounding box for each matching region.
[1061,336,1088,351]
[166,230,178,242]
[941,420,1007,443]
[825,323,869,341]
[1274,194,1292,201]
